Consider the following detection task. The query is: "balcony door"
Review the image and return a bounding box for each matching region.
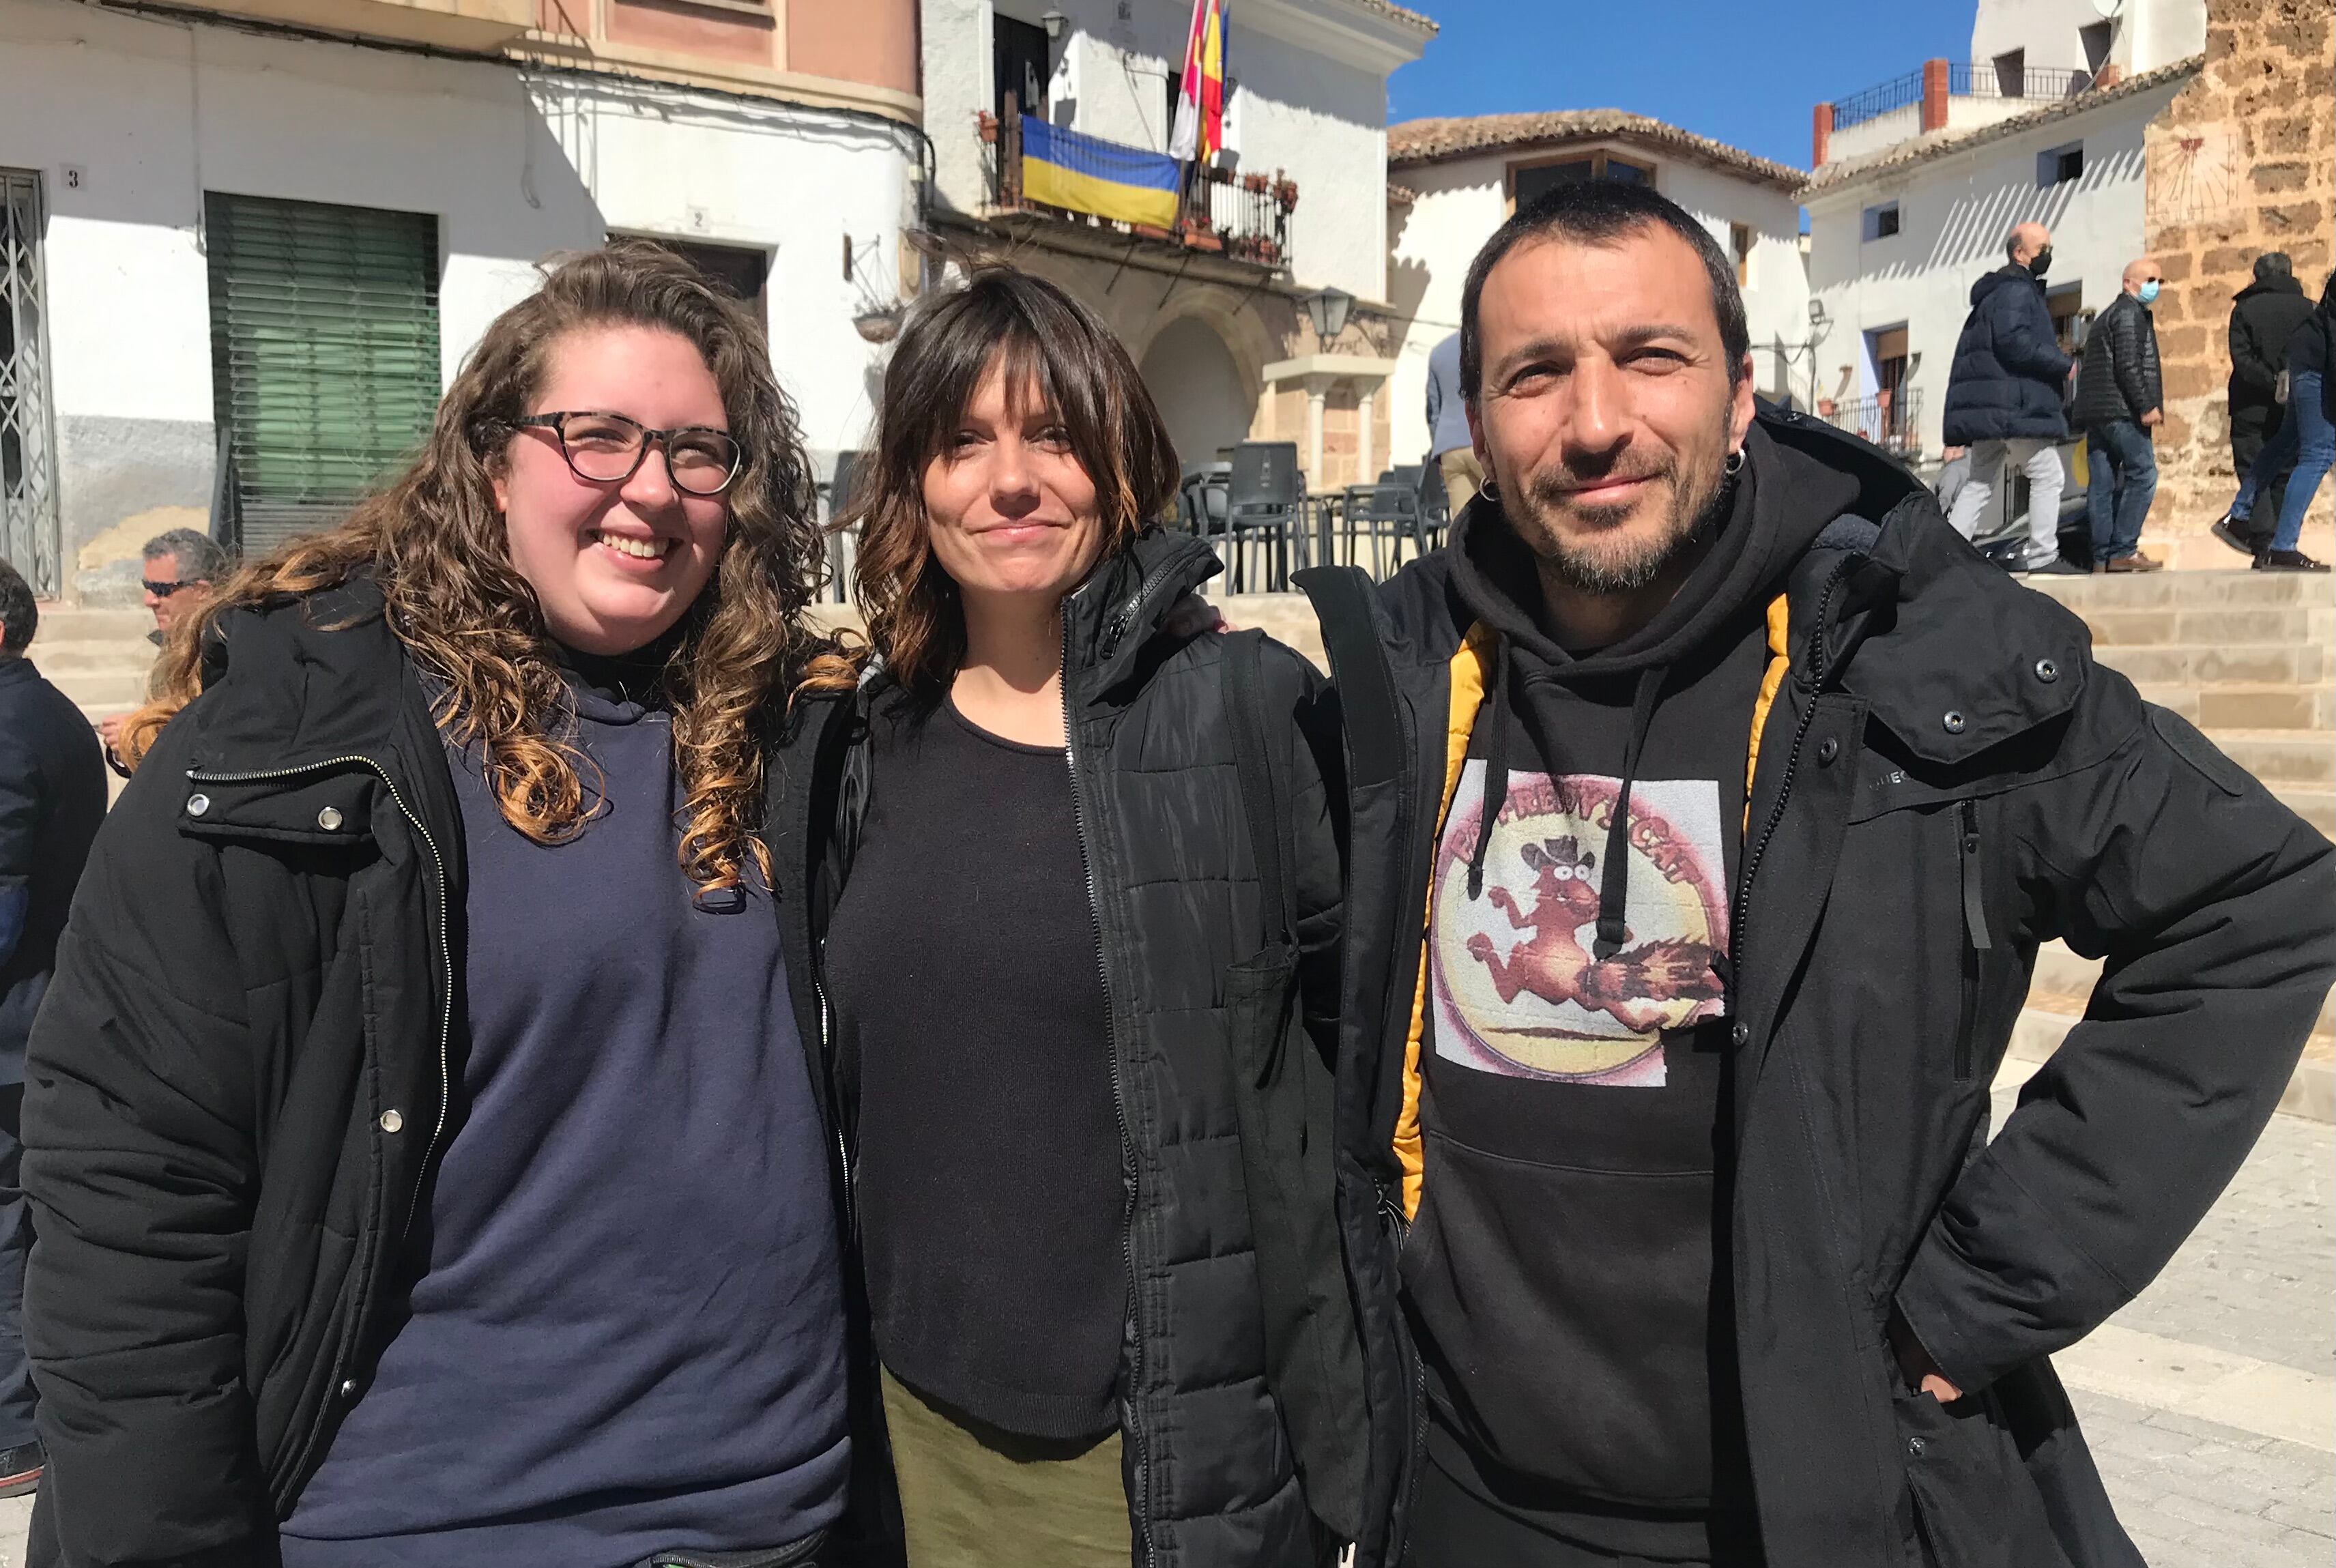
[994,14,1049,124]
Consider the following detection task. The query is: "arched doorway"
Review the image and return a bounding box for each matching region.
[1139,315,1254,471]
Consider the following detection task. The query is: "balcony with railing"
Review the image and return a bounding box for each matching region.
[1819,388,1924,459]
[1817,59,2097,165]
[979,96,1297,272]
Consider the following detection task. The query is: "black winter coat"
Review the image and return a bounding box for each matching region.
[20,579,898,1567]
[1941,266,2073,444]
[0,658,104,1078]
[2226,275,2313,412]
[812,529,1369,1566]
[1303,408,2335,1567]
[2074,293,2162,429]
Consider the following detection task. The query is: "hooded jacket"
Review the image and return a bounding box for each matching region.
[2074,292,2162,430]
[2227,274,2313,413]
[20,579,899,1568]
[814,528,1370,1566]
[0,657,104,1079]
[1941,265,2073,445]
[1301,406,2335,1567]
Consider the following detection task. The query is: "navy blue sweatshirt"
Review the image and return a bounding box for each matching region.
[283,666,850,1568]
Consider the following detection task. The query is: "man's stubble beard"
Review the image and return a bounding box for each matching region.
[1503,408,1737,596]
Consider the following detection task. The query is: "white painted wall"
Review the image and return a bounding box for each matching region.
[1804,76,2183,458]
[1383,144,1807,466]
[1972,0,2112,74]
[0,0,912,450]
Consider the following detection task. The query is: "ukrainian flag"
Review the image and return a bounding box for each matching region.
[1022,116,1181,230]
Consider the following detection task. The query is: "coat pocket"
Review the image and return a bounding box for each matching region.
[1897,1385,2071,1568]
[1224,941,1368,1541]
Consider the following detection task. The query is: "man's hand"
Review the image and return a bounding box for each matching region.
[2141,409,2163,429]
[98,713,125,751]
[1888,1308,1965,1404]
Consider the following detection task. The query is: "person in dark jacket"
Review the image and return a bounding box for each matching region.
[1293,180,2335,1568]
[2215,252,2314,558]
[2223,272,2336,572]
[22,244,897,1568]
[831,267,1364,1567]
[2073,257,2167,570]
[1940,223,2080,572]
[0,561,105,1503]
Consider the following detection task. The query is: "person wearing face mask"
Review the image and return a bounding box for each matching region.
[1940,223,2081,572]
[21,244,893,1568]
[824,268,1366,1567]
[2073,257,2167,571]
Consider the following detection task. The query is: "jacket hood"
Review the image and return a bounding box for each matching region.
[2235,275,2305,302]
[1969,264,2036,308]
[1443,416,1864,680]
[1062,525,1223,701]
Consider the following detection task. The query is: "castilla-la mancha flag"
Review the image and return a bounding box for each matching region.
[1168,0,1226,164]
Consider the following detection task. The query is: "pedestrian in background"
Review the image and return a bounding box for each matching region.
[0,560,105,1506]
[96,527,231,759]
[1940,222,2081,572]
[2216,252,2313,560]
[25,244,893,1567]
[1426,330,1482,512]
[2074,257,2167,572]
[837,267,1362,1567]
[2222,272,2335,572]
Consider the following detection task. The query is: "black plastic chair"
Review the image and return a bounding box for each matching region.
[1224,441,1303,592]
[1344,463,1434,579]
[1179,463,1231,540]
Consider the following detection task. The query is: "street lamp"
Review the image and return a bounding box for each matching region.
[1806,296,1830,333]
[1040,7,1067,38]
[1302,285,1354,347]
[1804,296,1832,411]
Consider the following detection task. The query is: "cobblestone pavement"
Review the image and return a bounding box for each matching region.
[3,1106,2325,1565]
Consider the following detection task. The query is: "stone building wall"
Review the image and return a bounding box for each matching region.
[2142,0,2334,564]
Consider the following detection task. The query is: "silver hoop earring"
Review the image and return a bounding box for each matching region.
[1479,477,1501,503]
[1725,448,1746,476]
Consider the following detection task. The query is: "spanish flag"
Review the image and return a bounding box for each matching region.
[1022,116,1182,229]
[1169,0,1226,164]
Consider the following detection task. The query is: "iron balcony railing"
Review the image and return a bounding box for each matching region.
[1822,388,1924,457]
[1830,62,2092,130]
[979,96,1295,270]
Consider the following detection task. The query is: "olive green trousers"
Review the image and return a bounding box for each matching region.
[879,1368,1131,1568]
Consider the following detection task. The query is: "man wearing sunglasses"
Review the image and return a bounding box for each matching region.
[96,529,233,761]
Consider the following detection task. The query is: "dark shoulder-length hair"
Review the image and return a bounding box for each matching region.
[848,266,1180,699]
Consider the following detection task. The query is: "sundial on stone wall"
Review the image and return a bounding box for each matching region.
[2152,125,2247,229]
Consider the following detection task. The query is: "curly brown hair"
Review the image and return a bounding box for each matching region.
[847,266,1180,699]
[121,240,855,890]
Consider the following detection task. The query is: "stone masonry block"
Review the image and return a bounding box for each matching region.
[2251,162,2313,194]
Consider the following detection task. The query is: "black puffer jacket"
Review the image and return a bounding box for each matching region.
[20,579,899,1567]
[813,528,1368,1566]
[2074,292,2162,429]
[0,657,104,1076]
[1941,265,2072,444]
[2227,274,2313,412]
[1305,408,2335,1566]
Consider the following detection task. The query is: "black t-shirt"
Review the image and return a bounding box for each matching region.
[825,692,1127,1441]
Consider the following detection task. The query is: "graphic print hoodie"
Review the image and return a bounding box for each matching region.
[1402,424,1856,1549]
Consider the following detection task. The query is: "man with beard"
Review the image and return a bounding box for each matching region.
[1297,181,2334,1568]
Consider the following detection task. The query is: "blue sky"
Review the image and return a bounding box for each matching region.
[1387,0,1978,172]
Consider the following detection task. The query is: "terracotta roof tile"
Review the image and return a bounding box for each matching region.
[1798,55,2202,197]
[1346,0,1439,34]
[1388,109,1804,190]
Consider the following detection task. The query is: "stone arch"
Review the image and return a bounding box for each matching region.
[1138,314,1254,469]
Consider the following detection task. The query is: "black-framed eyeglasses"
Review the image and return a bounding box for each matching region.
[510,411,744,497]
[142,579,197,598]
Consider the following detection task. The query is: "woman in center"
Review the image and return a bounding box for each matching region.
[828,268,1370,1566]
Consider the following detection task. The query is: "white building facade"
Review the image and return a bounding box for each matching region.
[1800,0,2204,464]
[0,0,921,602]
[1381,112,1809,471]
[920,0,1434,488]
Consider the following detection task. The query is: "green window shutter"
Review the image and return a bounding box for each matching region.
[205,193,440,553]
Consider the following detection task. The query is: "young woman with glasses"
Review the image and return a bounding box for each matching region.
[23,244,889,1568]
[818,268,1375,1567]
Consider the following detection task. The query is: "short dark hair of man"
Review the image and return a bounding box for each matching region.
[2254,252,2294,284]
[0,557,35,657]
[143,527,231,584]
[1460,179,1750,400]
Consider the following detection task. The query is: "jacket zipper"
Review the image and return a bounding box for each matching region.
[1731,564,1852,989]
[1061,590,1157,1568]
[1954,798,1990,1083]
[186,754,453,1477]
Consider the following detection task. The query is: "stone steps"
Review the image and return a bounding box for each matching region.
[28,603,156,721]
[2130,681,2331,730]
